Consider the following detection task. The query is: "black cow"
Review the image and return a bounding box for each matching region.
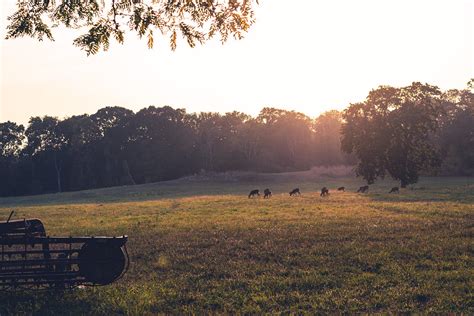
[320,187,329,197]
[337,186,345,192]
[263,188,272,199]
[357,185,369,193]
[289,188,301,196]
[248,189,260,198]
[389,187,399,193]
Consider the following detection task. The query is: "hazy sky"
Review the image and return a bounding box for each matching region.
[1,0,473,125]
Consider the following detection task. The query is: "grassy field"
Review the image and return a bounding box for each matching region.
[0,174,473,314]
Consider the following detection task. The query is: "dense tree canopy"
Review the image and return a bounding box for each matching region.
[437,87,474,175]
[0,106,351,197]
[0,122,24,158]
[1,81,472,197]
[313,110,353,166]
[341,82,473,187]
[5,0,258,54]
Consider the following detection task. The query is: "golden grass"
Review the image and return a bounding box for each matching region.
[0,177,472,314]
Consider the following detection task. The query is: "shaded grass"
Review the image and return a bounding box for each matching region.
[1,175,471,207]
[0,177,473,314]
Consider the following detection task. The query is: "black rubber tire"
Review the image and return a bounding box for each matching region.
[78,242,126,285]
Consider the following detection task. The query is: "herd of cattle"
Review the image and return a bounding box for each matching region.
[248,185,400,198]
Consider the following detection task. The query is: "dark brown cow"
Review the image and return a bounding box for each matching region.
[320,187,329,197]
[248,189,260,198]
[389,187,399,193]
[357,185,369,193]
[289,188,301,196]
[263,188,272,198]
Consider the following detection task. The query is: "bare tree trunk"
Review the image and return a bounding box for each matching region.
[122,159,136,185]
[54,152,62,193]
[206,142,214,171]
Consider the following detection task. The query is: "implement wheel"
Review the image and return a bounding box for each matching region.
[78,242,127,285]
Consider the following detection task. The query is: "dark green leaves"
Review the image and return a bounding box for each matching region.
[0,122,25,158]
[341,83,445,187]
[73,20,116,55]
[5,0,258,55]
[6,2,54,41]
[51,0,100,27]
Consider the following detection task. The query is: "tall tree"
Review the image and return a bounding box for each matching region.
[5,0,258,55]
[257,108,313,171]
[0,122,25,196]
[312,110,350,166]
[194,111,248,171]
[125,106,197,182]
[54,114,100,191]
[341,82,444,187]
[25,116,65,193]
[236,118,262,168]
[437,88,474,175]
[0,121,25,158]
[91,106,135,187]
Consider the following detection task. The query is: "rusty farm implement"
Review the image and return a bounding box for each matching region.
[0,211,129,290]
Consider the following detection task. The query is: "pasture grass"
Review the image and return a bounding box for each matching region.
[0,176,472,314]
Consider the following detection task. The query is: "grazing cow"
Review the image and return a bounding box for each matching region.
[263,188,272,199]
[248,189,260,198]
[357,185,369,193]
[320,187,329,197]
[289,188,301,196]
[337,186,345,192]
[389,187,399,193]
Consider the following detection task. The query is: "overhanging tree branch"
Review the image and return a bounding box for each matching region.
[5,0,258,55]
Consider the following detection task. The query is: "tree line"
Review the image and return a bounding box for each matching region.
[1,81,473,197]
[0,107,352,196]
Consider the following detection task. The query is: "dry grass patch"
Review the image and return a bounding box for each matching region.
[0,177,472,314]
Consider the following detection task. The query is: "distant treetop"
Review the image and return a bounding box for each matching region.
[5,0,258,55]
